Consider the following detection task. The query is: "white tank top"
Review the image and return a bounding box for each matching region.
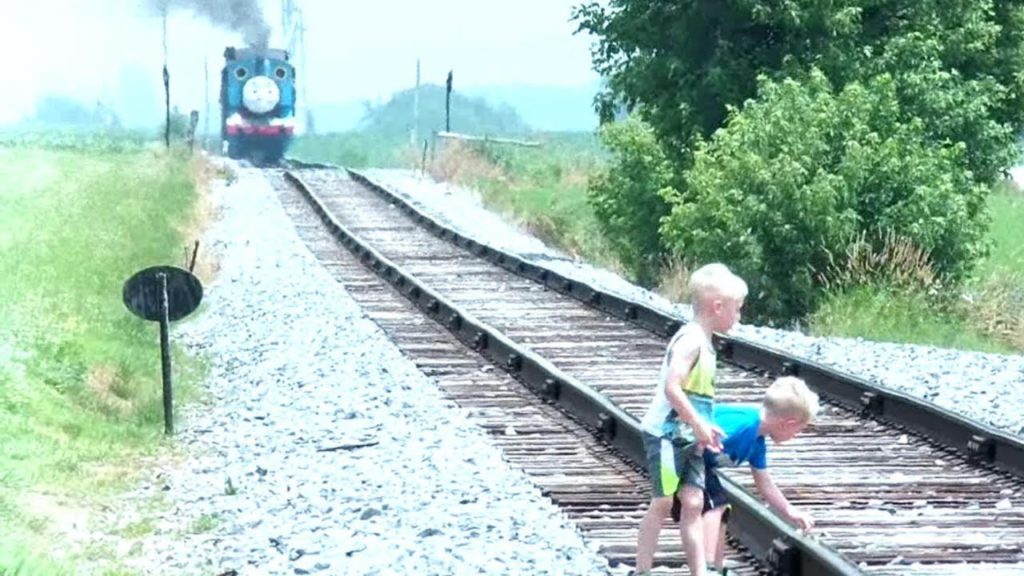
[639,324,717,438]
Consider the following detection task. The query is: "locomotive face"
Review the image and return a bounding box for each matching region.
[220,47,296,165]
[242,76,280,114]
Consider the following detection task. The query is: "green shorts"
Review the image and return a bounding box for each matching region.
[642,431,706,498]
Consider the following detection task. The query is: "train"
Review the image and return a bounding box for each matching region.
[220,46,296,165]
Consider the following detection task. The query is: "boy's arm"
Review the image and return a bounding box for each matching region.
[663,336,723,450]
[752,468,814,531]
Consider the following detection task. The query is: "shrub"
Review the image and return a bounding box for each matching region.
[661,70,989,324]
[586,115,676,285]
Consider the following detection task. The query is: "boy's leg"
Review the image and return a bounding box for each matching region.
[636,433,678,572]
[676,438,712,576]
[701,468,729,572]
[702,506,725,565]
[678,483,708,576]
[716,506,732,573]
[635,496,673,572]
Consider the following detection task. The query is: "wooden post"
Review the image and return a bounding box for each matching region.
[421,138,428,176]
[204,56,210,152]
[445,70,453,133]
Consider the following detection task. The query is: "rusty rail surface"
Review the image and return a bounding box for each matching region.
[276,162,1024,574]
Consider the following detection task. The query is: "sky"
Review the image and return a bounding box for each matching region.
[0,0,602,126]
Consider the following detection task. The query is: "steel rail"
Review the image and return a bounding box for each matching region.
[333,166,1024,481]
[282,168,865,576]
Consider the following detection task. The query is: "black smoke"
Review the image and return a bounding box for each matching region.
[150,0,271,49]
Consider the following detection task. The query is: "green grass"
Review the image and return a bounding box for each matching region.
[450,132,619,268]
[977,182,1024,278]
[0,143,206,574]
[806,285,1015,353]
[188,513,219,534]
[808,183,1024,353]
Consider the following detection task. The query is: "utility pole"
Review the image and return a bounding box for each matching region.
[203,56,210,152]
[163,9,170,149]
[300,18,311,133]
[282,0,310,133]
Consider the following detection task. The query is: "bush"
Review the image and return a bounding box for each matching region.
[661,70,989,324]
[586,116,676,285]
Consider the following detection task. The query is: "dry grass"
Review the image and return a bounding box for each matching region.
[427,140,507,185]
[963,272,1024,350]
[86,364,134,416]
[656,259,692,304]
[561,164,593,189]
[177,156,222,284]
[820,229,938,292]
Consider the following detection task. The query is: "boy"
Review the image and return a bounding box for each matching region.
[635,263,748,576]
[678,376,820,575]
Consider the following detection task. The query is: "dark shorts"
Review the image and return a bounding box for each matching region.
[671,466,731,523]
[642,431,706,498]
[703,467,729,512]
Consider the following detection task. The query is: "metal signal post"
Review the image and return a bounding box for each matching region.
[446,70,453,132]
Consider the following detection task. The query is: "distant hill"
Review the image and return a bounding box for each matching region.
[306,81,599,135]
[356,83,531,137]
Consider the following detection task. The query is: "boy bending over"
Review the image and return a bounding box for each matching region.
[675,376,820,574]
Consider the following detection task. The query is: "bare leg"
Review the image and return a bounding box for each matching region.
[678,485,707,576]
[635,496,673,572]
[702,507,726,571]
[700,506,724,565]
[715,513,727,571]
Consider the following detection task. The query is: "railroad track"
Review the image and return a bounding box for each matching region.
[268,164,1024,575]
[267,169,766,574]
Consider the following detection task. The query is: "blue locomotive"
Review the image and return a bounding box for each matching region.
[220,46,296,165]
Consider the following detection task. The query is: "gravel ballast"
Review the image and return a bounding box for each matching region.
[87,165,614,576]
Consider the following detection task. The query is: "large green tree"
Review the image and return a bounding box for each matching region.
[573,0,1024,323]
[573,0,1024,184]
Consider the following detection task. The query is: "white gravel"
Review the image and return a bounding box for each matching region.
[359,168,1024,438]
[90,164,613,575]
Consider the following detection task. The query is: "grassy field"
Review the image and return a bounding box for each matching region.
[295,130,1024,354]
[0,142,209,574]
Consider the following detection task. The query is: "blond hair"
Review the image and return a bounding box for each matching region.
[763,376,820,423]
[688,263,748,311]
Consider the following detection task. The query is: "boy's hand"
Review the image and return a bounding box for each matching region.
[787,509,815,531]
[694,419,725,453]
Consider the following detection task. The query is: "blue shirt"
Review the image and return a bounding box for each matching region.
[704,405,767,470]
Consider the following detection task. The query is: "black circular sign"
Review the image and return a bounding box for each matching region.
[123,265,203,322]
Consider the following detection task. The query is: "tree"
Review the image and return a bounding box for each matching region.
[33,95,99,126]
[572,0,1024,184]
[659,71,989,322]
[587,116,675,285]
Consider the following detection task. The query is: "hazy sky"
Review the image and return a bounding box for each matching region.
[1,0,601,124]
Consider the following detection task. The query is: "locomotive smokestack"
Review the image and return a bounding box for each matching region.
[150,0,271,49]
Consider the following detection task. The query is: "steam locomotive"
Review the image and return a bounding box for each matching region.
[220,46,296,165]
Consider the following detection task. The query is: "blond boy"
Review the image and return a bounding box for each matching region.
[634,263,748,576]
[696,376,820,574]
